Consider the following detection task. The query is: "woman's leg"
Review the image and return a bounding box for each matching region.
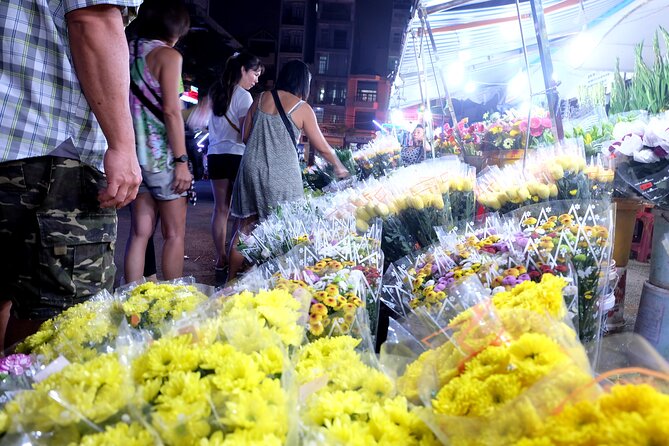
[124,193,159,283]
[211,178,233,269]
[227,216,257,281]
[158,197,188,280]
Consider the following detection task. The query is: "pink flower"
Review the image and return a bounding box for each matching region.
[541,117,552,129]
[0,354,32,376]
[518,120,528,132]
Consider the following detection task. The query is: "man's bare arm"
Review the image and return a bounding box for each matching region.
[67,4,141,208]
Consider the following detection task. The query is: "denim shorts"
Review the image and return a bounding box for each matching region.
[0,156,117,319]
[138,166,187,201]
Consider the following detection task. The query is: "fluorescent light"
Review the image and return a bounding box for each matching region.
[465,81,476,93]
[447,60,465,87]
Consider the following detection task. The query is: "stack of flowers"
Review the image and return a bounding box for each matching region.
[479,110,554,153]
[272,255,372,341]
[15,281,209,364]
[353,134,402,180]
[511,201,614,342]
[476,164,557,214]
[296,336,440,445]
[393,274,595,445]
[0,288,305,445]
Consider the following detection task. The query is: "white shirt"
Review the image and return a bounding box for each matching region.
[207,85,253,156]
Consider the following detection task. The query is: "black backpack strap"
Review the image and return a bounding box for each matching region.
[271,89,298,152]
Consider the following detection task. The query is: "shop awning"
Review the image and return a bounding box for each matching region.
[393,0,667,109]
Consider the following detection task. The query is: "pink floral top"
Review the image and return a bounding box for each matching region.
[129,39,180,172]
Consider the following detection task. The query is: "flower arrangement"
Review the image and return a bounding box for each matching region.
[296,336,440,445]
[515,383,669,445]
[15,293,119,363]
[121,281,208,331]
[274,257,369,341]
[513,201,614,342]
[353,135,402,179]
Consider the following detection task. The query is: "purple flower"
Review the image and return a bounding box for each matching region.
[0,354,32,376]
[492,242,509,253]
[502,276,518,286]
[653,146,668,158]
[445,277,456,286]
[434,283,445,292]
[431,264,439,274]
[444,271,455,280]
[518,273,531,282]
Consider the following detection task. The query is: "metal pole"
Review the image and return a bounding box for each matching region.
[529,0,564,141]
[420,6,461,158]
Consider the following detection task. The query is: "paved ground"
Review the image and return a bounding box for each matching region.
[114,180,219,288]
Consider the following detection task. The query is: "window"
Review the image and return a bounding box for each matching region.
[319,28,329,47]
[318,55,329,74]
[314,107,324,123]
[321,3,351,21]
[354,111,376,130]
[356,81,378,102]
[333,30,347,49]
[391,32,402,50]
[319,86,325,102]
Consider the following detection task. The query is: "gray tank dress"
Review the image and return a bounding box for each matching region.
[230,93,305,220]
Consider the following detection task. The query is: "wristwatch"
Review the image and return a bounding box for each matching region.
[174,154,189,164]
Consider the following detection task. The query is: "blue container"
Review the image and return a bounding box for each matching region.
[649,208,669,290]
[634,280,669,360]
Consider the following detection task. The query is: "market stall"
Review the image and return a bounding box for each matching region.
[3,0,669,444]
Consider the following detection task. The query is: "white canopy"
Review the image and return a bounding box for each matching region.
[393,0,668,109]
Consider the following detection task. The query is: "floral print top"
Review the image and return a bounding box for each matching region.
[129,39,182,172]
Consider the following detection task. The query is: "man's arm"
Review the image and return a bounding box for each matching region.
[67,4,141,208]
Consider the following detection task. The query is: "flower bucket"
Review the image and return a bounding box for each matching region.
[634,280,669,360]
[650,207,669,289]
[484,149,525,168]
[612,198,644,268]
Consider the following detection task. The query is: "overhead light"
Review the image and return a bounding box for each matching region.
[446,60,465,87]
[465,81,476,93]
[390,108,405,126]
[568,31,597,69]
[423,110,433,121]
[507,71,529,101]
[458,50,471,62]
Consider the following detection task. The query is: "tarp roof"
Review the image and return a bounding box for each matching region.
[393,0,668,109]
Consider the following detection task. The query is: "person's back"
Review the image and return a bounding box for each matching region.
[232,90,305,219]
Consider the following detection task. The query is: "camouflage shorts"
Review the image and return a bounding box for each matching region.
[0,156,117,319]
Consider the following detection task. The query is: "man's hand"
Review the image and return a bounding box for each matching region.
[98,147,142,208]
[172,162,193,195]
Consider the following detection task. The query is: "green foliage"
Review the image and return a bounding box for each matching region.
[611,27,669,114]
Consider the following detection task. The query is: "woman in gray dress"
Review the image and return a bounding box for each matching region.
[227,60,349,279]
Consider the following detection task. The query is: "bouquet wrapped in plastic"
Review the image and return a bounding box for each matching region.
[385,273,595,446]
[511,200,614,344]
[15,279,210,364]
[0,287,306,445]
[296,335,440,445]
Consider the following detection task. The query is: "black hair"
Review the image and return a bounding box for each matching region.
[134,0,190,43]
[210,52,264,117]
[275,60,311,100]
[414,124,424,130]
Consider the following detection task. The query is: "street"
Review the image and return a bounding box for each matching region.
[113,180,219,288]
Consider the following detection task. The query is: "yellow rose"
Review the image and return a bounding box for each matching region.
[549,183,558,198]
[356,218,369,233]
[548,164,564,180]
[536,184,550,200]
[409,196,425,210]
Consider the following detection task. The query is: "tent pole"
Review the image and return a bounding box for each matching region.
[419,6,459,159]
[528,0,564,141]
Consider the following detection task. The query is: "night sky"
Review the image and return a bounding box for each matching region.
[210,0,394,75]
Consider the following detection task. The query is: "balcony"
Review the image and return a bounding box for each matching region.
[354,94,378,109]
[280,44,303,53]
[281,15,305,26]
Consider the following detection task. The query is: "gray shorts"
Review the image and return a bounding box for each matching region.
[139,167,187,201]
